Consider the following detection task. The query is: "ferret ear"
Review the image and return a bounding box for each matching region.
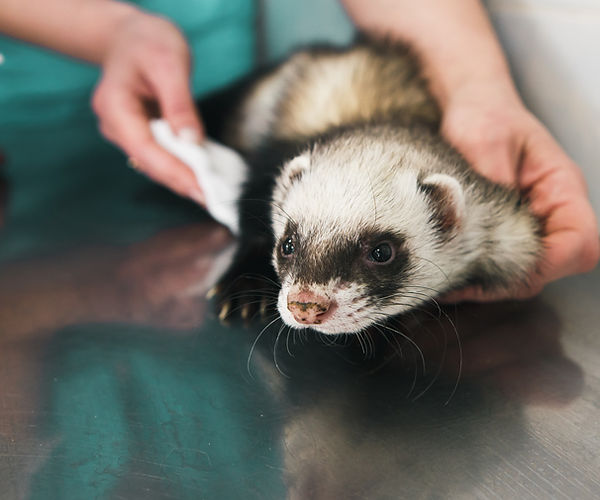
[419,173,465,232]
[272,154,311,208]
[281,154,310,186]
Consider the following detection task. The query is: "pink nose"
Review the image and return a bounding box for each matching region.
[287,291,335,325]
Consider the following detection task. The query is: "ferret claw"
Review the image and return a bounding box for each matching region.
[206,285,219,299]
[218,302,231,322]
[260,297,268,319]
[241,303,251,321]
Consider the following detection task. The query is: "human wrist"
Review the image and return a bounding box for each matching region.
[440,74,523,114]
[0,0,143,64]
[342,0,520,110]
[73,0,143,64]
[423,50,521,112]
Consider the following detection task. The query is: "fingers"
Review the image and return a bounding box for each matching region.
[93,81,205,205]
[443,124,600,305]
[541,227,599,282]
[441,104,523,186]
[520,130,600,280]
[451,126,519,186]
[147,55,204,142]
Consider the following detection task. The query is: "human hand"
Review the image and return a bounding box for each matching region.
[92,11,205,204]
[440,83,599,301]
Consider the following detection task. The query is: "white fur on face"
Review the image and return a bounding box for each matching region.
[271,134,455,334]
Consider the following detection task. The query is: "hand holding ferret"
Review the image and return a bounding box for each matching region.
[441,84,599,302]
[343,0,599,303]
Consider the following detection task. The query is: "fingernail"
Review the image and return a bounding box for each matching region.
[178,127,201,144]
[190,190,205,206]
[127,157,141,170]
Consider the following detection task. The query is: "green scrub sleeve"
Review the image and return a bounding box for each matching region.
[0,0,256,128]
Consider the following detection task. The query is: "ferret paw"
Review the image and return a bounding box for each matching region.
[209,269,278,325]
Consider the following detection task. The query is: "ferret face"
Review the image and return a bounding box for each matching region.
[270,134,467,334]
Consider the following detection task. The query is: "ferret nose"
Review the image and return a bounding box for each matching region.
[287,291,334,325]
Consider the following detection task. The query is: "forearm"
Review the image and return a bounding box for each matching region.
[342,0,519,107]
[0,0,141,64]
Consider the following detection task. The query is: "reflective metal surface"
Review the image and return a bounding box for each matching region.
[1,121,599,499]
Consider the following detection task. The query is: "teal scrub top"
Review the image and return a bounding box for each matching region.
[0,0,256,128]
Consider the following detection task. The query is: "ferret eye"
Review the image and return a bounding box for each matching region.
[369,242,394,263]
[281,237,295,257]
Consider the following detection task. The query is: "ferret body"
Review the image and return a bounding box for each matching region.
[205,38,542,335]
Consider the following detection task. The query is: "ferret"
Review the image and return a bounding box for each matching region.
[203,37,543,335]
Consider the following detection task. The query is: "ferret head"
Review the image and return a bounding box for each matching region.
[270,131,467,334]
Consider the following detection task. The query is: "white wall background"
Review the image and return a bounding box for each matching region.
[485,0,600,218]
[261,0,600,220]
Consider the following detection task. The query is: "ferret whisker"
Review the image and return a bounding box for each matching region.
[406,306,461,404]
[235,272,281,288]
[372,320,420,397]
[384,298,444,323]
[439,307,462,405]
[222,290,279,301]
[358,331,369,359]
[371,326,402,365]
[386,313,443,353]
[354,330,367,357]
[402,287,445,316]
[396,288,435,299]
[223,289,279,300]
[285,326,295,358]
[319,331,340,347]
[238,211,277,236]
[412,255,452,287]
[215,274,278,297]
[370,315,426,373]
[273,323,291,378]
[270,200,300,230]
[246,316,282,378]
[367,329,376,358]
[403,284,443,295]
[394,291,444,319]
[362,330,373,359]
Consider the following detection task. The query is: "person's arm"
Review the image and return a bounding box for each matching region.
[0,0,205,204]
[0,0,133,63]
[342,0,599,300]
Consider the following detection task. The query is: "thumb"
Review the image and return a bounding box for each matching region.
[441,116,520,186]
[150,63,204,142]
[463,139,519,187]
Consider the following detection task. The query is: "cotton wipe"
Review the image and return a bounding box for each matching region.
[150,119,248,235]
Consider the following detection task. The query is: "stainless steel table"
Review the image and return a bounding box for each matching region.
[1,119,599,499]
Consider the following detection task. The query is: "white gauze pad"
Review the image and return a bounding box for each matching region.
[150,119,248,235]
